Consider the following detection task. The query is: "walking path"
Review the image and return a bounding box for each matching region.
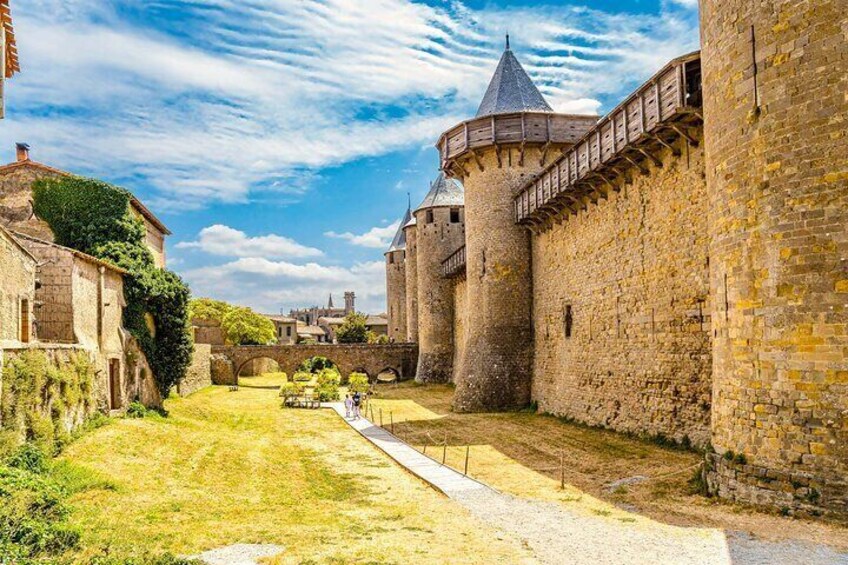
[330,403,848,565]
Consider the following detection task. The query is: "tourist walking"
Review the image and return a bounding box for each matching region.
[344,393,353,419]
[352,391,362,420]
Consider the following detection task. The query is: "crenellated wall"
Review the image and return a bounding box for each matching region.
[531,139,712,446]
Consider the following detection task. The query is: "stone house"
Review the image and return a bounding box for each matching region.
[0,0,20,119]
[318,314,388,344]
[296,322,327,343]
[0,144,171,268]
[265,314,297,345]
[0,225,35,346]
[13,232,159,409]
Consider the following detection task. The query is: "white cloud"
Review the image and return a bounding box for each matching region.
[182,258,387,314]
[4,0,700,210]
[325,221,401,249]
[176,224,324,259]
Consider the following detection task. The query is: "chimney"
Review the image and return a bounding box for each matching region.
[15,142,30,162]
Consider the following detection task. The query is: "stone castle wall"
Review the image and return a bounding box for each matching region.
[0,229,36,345]
[415,206,465,383]
[701,0,847,515]
[26,239,77,343]
[386,249,407,342]
[0,163,57,240]
[178,343,212,396]
[531,140,713,446]
[452,277,468,378]
[404,225,419,343]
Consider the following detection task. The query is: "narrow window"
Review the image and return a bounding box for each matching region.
[19,299,30,343]
[564,304,573,338]
[286,326,292,337]
[450,208,460,223]
[426,210,434,224]
[389,254,395,264]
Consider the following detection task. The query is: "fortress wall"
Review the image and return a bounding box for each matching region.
[452,277,468,379]
[531,140,713,446]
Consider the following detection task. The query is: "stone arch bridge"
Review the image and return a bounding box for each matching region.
[210,344,418,385]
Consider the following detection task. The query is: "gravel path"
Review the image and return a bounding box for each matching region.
[188,543,285,564]
[333,403,848,565]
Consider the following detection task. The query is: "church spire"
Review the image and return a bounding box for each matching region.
[328,293,334,309]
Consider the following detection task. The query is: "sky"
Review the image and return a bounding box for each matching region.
[1,0,700,315]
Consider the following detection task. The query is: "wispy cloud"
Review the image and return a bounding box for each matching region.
[177,224,324,259]
[5,0,699,211]
[325,221,401,249]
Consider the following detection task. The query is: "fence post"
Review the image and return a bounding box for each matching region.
[560,449,565,490]
[379,408,383,427]
[442,433,447,465]
[464,445,470,475]
[423,443,427,456]
[390,412,394,435]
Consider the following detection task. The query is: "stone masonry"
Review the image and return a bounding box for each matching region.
[701,0,847,515]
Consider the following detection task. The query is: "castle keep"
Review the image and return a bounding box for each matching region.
[387,2,847,516]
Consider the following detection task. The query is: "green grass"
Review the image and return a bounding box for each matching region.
[56,384,528,563]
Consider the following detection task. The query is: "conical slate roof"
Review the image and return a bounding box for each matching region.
[387,206,412,252]
[416,173,464,210]
[476,36,553,118]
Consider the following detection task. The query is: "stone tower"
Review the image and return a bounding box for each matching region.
[701,0,848,514]
[343,291,355,314]
[414,174,465,383]
[385,206,411,342]
[403,214,419,343]
[441,38,597,411]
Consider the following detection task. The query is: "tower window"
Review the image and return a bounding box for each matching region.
[564,304,573,338]
[389,254,395,264]
[450,208,460,223]
[425,210,434,224]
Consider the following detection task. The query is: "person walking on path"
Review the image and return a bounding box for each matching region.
[352,392,362,420]
[344,393,353,419]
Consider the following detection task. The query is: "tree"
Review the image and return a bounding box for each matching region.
[367,331,390,344]
[221,307,276,345]
[335,312,368,344]
[188,298,232,323]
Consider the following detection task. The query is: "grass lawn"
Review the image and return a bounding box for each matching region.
[367,382,848,551]
[58,376,533,564]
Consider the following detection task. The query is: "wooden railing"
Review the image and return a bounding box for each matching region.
[442,245,466,278]
[514,52,702,227]
[438,112,597,172]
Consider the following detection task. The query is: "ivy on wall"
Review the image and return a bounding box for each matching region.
[32,176,193,398]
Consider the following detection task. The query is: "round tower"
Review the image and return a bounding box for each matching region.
[385,206,411,342]
[440,38,597,411]
[701,0,848,514]
[414,174,465,383]
[403,215,419,343]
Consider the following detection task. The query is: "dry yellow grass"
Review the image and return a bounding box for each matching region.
[368,382,848,550]
[59,380,533,564]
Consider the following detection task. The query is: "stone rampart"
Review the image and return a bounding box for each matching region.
[178,343,212,396]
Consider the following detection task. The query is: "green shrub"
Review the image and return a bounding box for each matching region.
[367,332,390,345]
[347,373,370,393]
[298,356,336,373]
[293,372,313,383]
[5,444,47,475]
[315,368,341,402]
[126,401,148,419]
[733,452,747,465]
[279,382,303,398]
[33,176,193,398]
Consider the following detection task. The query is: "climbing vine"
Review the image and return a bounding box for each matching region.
[32,176,193,398]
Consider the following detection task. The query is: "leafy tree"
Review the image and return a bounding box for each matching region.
[367,331,390,345]
[335,312,369,344]
[188,298,233,323]
[298,356,336,373]
[32,176,193,397]
[347,372,370,393]
[221,307,276,345]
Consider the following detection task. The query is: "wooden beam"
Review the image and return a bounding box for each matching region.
[637,147,663,168]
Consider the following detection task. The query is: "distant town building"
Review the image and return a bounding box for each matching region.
[265,314,297,345]
[289,291,355,326]
[0,144,171,268]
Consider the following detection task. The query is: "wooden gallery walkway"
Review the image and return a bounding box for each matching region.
[327,402,489,496]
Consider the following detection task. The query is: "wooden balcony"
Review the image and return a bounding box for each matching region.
[514,51,703,228]
[437,112,597,176]
[442,245,466,278]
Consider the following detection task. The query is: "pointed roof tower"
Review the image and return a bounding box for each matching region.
[416,173,464,210]
[328,293,334,308]
[387,205,412,253]
[475,35,553,118]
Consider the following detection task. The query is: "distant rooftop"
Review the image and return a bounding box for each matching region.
[416,173,464,211]
[476,35,553,118]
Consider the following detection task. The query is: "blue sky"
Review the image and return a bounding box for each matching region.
[1,0,699,314]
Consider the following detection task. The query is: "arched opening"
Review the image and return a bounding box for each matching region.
[350,367,371,383]
[293,356,341,401]
[236,357,285,389]
[375,367,400,385]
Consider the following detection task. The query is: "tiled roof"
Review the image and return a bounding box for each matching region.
[476,38,553,118]
[1,0,20,79]
[416,173,464,211]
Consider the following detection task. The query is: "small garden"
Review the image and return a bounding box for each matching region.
[277,357,370,408]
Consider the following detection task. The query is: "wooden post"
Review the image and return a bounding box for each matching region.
[442,433,447,465]
[423,443,427,456]
[560,449,565,490]
[390,412,394,435]
[464,446,470,476]
[379,408,383,428]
